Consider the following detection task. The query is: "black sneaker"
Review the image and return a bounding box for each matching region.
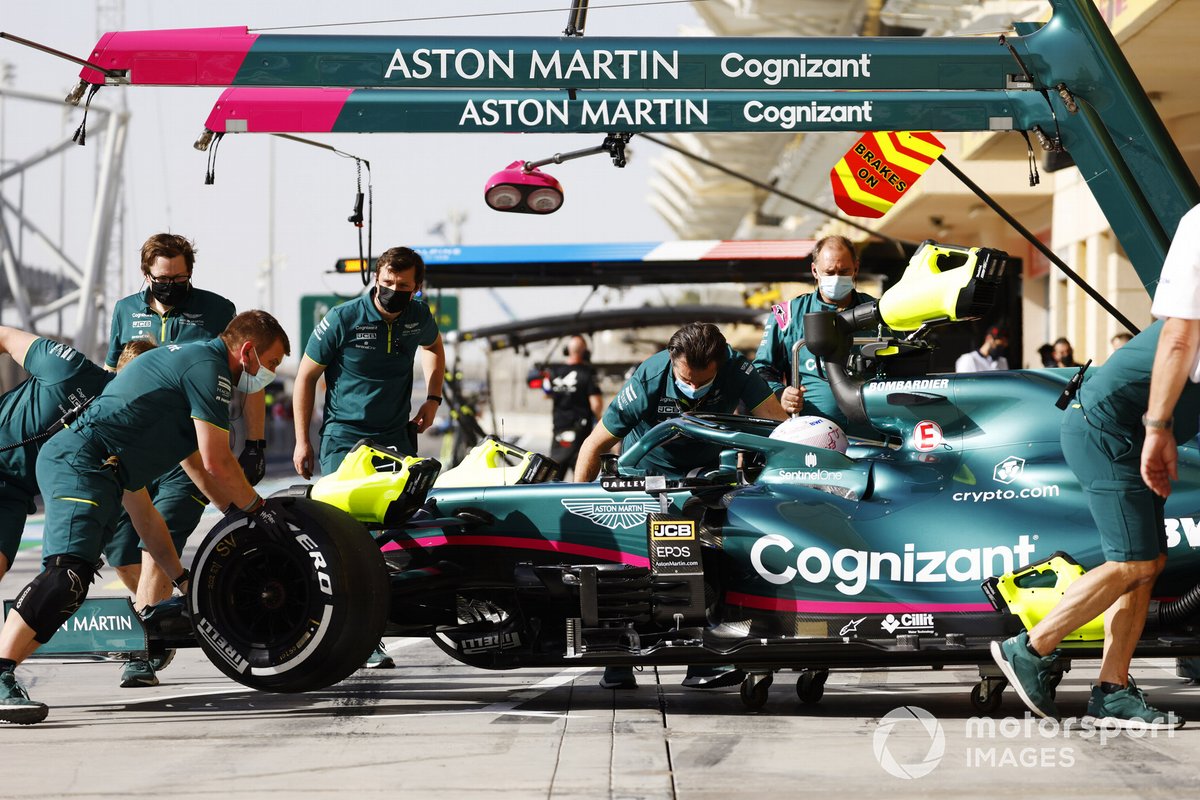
[599,666,638,690]
[681,665,746,689]
[0,669,48,725]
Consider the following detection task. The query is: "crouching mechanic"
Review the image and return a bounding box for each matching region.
[0,328,153,585]
[575,322,787,689]
[992,320,1199,729]
[0,310,291,725]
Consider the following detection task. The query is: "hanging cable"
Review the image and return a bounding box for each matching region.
[72,84,101,146]
[204,132,225,184]
[1019,130,1041,187]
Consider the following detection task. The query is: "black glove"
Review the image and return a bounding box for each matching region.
[238,439,267,486]
[250,497,295,539]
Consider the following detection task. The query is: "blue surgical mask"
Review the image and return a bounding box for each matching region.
[237,346,275,394]
[676,377,713,400]
[818,274,854,302]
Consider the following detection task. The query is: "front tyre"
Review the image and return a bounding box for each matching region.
[190,497,389,693]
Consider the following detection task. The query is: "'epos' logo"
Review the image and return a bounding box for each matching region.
[650,521,696,540]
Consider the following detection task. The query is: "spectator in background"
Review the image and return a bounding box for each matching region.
[1053,337,1079,368]
[955,326,1009,372]
[1111,332,1133,352]
[1037,344,1057,367]
[542,335,603,480]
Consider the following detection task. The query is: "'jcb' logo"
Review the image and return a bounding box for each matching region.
[650,520,695,540]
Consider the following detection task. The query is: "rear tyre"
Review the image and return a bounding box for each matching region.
[190,497,389,693]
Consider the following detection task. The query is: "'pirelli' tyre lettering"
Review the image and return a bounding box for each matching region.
[195,617,249,673]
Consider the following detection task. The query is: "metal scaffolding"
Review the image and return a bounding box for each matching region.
[0,86,128,359]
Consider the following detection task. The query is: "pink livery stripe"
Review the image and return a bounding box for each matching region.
[81,27,258,86]
[380,533,650,568]
[725,591,994,614]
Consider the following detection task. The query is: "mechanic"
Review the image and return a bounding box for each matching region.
[992,318,1199,729]
[954,325,1009,372]
[292,245,445,669]
[751,235,877,435]
[0,328,154,585]
[575,322,786,689]
[542,335,604,480]
[1138,203,1200,685]
[103,233,269,689]
[0,310,291,725]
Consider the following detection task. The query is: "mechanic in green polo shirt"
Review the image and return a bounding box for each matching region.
[293,246,445,670]
[574,322,786,691]
[752,235,878,437]
[0,311,291,725]
[576,322,787,481]
[293,246,445,479]
[993,320,1200,728]
[102,233,271,688]
[0,327,127,584]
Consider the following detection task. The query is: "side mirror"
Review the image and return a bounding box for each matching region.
[599,453,619,477]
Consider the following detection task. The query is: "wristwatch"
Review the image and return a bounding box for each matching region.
[1142,414,1172,430]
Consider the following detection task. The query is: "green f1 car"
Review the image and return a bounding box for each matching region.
[174,241,1200,712]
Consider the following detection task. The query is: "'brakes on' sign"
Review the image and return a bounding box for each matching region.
[831,131,945,218]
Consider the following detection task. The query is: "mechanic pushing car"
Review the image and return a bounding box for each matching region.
[992,316,1200,729]
[0,327,153,585]
[0,311,291,725]
[102,232,268,689]
[575,321,787,689]
[752,235,878,433]
[292,245,446,668]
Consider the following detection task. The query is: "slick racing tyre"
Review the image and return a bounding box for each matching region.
[190,497,389,693]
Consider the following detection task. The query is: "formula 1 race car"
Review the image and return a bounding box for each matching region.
[168,241,1200,712]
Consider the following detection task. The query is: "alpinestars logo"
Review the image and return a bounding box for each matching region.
[993,456,1024,485]
[562,498,660,530]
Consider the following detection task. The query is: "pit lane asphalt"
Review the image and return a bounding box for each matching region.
[5,482,1200,798]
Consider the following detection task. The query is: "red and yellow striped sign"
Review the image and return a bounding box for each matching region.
[830,131,945,218]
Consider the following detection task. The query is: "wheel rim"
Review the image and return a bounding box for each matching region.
[203,540,322,661]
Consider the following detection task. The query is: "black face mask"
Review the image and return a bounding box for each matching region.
[148,280,190,307]
[376,286,412,314]
[991,345,1007,359]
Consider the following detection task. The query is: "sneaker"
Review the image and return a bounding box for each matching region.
[681,665,746,689]
[364,641,395,670]
[149,649,176,672]
[120,659,160,688]
[599,666,638,690]
[0,669,48,725]
[990,631,1060,719]
[1084,684,1185,730]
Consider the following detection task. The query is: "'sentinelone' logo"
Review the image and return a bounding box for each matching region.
[804,452,818,468]
[873,706,945,779]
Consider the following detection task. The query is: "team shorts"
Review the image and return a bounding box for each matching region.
[1061,404,1166,562]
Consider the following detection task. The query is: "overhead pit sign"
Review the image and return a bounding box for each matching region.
[830,131,945,218]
